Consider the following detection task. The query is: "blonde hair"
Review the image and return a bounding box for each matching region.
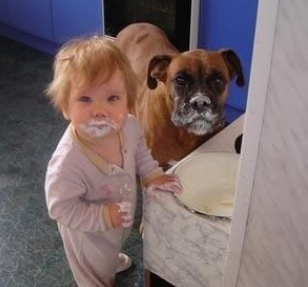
[46,37,137,112]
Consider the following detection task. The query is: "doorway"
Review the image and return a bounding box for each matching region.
[103,0,199,51]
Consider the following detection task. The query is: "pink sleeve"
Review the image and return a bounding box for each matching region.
[45,149,112,232]
[134,122,164,182]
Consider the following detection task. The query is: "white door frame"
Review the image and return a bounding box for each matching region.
[222,0,279,286]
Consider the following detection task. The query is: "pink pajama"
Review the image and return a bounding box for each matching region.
[45,115,163,287]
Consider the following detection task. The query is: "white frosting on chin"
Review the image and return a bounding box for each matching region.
[79,119,120,138]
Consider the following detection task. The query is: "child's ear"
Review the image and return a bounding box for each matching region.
[62,109,70,120]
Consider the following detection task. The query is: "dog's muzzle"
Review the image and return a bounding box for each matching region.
[171,93,225,135]
[189,94,213,112]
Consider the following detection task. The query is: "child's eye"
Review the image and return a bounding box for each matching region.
[79,96,92,102]
[107,95,120,102]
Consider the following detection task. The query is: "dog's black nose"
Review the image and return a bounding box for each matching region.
[190,95,212,111]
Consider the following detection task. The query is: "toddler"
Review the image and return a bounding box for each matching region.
[44,37,181,287]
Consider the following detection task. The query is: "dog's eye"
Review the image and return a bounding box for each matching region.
[175,76,186,86]
[211,77,225,91]
[214,78,224,87]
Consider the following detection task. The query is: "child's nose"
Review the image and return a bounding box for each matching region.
[93,102,108,119]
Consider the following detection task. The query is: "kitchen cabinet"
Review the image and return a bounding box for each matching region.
[0,0,103,53]
[0,0,9,25]
[52,0,103,44]
[8,0,54,41]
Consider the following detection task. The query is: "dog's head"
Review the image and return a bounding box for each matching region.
[147,49,245,135]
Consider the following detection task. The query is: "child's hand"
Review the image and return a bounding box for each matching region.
[147,174,182,195]
[108,201,133,229]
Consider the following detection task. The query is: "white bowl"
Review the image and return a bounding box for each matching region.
[173,152,239,218]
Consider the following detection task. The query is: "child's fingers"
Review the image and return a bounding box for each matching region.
[121,221,133,228]
[122,214,133,222]
[157,182,182,194]
[121,214,133,228]
[116,201,133,228]
[120,215,133,228]
[152,176,183,193]
[166,173,180,181]
[145,174,183,199]
[169,173,180,180]
[116,201,132,212]
[168,179,182,189]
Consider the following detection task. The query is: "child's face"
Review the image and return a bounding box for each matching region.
[64,71,129,140]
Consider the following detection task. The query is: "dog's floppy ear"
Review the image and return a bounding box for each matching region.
[147,55,172,89]
[220,49,245,87]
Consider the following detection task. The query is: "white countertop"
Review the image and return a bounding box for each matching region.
[143,115,244,287]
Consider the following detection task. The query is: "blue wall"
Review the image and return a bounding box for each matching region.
[0,0,103,54]
[0,0,258,122]
[199,0,259,122]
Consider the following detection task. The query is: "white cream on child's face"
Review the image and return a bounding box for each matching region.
[79,118,120,139]
[66,71,129,141]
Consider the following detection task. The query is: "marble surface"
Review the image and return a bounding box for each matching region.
[143,116,244,287]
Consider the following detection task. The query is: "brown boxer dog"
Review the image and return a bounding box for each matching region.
[115,23,245,166]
